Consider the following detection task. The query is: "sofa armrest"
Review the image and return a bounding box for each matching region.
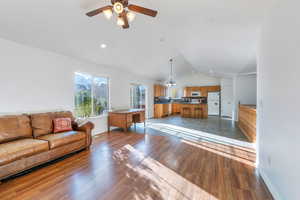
[73,121,94,148]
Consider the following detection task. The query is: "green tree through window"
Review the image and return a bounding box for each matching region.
[74,72,108,117]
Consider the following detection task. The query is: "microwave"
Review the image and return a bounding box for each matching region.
[191,91,201,96]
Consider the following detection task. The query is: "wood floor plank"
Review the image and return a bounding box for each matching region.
[0,129,273,200]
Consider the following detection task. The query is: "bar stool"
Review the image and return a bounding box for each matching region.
[194,107,203,119]
[182,107,191,118]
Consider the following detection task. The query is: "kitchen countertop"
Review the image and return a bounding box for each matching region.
[180,102,207,105]
[154,102,207,105]
[109,109,145,114]
[240,104,256,110]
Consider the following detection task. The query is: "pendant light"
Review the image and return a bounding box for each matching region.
[166,58,176,87]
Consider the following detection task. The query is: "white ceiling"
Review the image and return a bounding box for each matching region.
[0,0,271,81]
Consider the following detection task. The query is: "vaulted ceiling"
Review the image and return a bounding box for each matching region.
[0,0,271,81]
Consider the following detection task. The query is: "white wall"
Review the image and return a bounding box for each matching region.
[258,0,300,199]
[233,75,257,121]
[0,38,155,135]
[170,72,221,98]
[235,75,257,105]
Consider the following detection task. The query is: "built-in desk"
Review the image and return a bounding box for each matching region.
[108,109,145,132]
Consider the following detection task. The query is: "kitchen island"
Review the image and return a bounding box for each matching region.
[180,103,208,119]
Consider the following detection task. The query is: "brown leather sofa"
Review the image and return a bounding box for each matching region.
[0,111,94,181]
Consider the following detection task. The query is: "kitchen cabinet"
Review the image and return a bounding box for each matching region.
[172,103,181,114]
[180,104,208,119]
[154,104,170,118]
[184,86,220,97]
[154,84,167,97]
[163,104,171,116]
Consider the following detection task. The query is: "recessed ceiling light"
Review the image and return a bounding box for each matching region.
[101,44,107,49]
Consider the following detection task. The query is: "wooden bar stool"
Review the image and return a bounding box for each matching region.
[182,107,191,118]
[194,107,203,119]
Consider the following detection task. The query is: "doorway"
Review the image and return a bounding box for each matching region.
[130,84,146,109]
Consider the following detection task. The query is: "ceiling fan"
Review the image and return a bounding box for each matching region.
[86,0,158,29]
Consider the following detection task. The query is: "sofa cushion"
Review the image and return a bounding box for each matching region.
[31,111,75,137]
[0,138,49,166]
[53,118,73,133]
[30,113,53,137]
[0,115,32,144]
[38,131,86,149]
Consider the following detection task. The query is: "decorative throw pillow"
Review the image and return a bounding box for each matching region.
[53,118,73,133]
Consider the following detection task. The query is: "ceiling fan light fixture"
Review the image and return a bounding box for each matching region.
[166,80,176,87]
[86,0,158,29]
[117,16,125,26]
[103,9,113,19]
[100,44,107,48]
[127,11,135,22]
[113,2,124,14]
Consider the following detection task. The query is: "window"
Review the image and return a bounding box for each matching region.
[74,72,109,117]
[131,84,146,109]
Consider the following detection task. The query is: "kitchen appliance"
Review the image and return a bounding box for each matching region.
[208,92,220,116]
[191,91,201,97]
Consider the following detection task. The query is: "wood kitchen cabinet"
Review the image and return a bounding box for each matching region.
[184,85,220,97]
[154,84,167,97]
[154,104,170,118]
[163,104,171,116]
[180,104,208,119]
[172,103,181,114]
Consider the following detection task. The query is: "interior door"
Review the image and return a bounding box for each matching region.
[131,84,146,109]
[208,92,220,115]
[221,85,233,118]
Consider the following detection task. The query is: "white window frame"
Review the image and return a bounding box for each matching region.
[74,72,110,118]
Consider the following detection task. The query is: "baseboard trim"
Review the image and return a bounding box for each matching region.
[259,169,282,200]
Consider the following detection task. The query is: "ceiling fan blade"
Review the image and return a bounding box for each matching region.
[128,4,158,17]
[86,5,112,17]
[121,11,129,29]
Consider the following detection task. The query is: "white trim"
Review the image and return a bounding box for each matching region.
[259,168,282,200]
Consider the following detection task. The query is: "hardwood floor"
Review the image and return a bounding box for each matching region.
[0,129,272,200]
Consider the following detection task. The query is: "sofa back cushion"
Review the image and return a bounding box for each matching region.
[31,111,75,137]
[30,113,53,137]
[53,111,75,121]
[0,115,32,144]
